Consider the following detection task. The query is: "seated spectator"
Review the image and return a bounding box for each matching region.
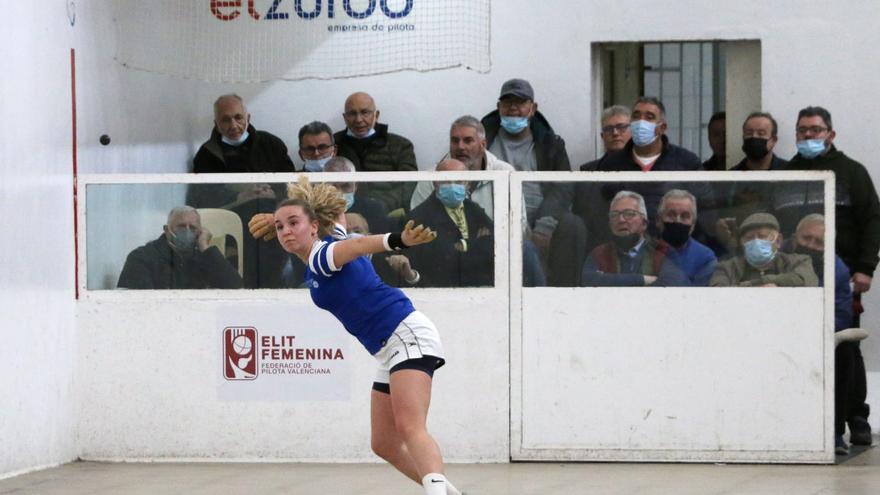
[297,120,337,172]
[117,206,243,289]
[410,115,514,219]
[406,159,494,287]
[333,92,417,215]
[655,189,718,286]
[582,191,676,287]
[192,93,295,175]
[786,213,855,454]
[709,212,818,287]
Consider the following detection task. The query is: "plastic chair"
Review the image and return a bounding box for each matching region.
[197,208,244,277]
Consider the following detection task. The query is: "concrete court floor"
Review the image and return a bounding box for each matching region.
[1,441,877,495]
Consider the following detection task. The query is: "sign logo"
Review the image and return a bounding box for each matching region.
[223,327,258,380]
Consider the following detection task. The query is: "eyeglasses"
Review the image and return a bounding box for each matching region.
[796,126,829,136]
[344,109,375,119]
[609,209,642,220]
[300,144,334,155]
[601,123,629,134]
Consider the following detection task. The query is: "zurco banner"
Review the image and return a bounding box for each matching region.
[114,0,492,82]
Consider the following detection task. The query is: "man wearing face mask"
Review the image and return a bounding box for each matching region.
[481,80,573,241]
[193,94,295,176]
[655,189,717,286]
[405,159,494,287]
[709,213,817,287]
[712,112,789,257]
[117,206,243,290]
[581,191,680,287]
[333,92,418,216]
[324,156,391,234]
[297,121,337,172]
[779,106,880,445]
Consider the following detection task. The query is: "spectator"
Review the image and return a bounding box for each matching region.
[345,212,420,288]
[410,115,514,220]
[702,111,726,171]
[481,78,583,286]
[325,156,392,234]
[709,212,817,287]
[579,105,631,171]
[192,93,295,175]
[117,206,242,290]
[781,106,880,445]
[406,159,494,287]
[297,120,337,172]
[655,189,717,286]
[333,92,417,215]
[581,191,675,287]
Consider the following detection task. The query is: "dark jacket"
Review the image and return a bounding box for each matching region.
[193,124,294,173]
[334,123,418,213]
[481,109,573,224]
[117,235,243,289]
[782,145,880,277]
[189,125,294,209]
[406,195,494,287]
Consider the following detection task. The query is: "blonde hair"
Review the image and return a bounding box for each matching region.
[283,176,347,237]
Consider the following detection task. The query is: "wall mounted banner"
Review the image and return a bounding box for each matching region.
[113,0,492,82]
[218,305,352,401]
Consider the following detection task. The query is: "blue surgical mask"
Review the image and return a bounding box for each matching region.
[304,156,332,172]
[744,238,776,267]
[343,192,355,211]
[437,184,466,208]
[630,120,658,147]
[500,116,529,135]
[221,130,249,147]
[796,139,827,159]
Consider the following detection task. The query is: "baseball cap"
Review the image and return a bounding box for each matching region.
[499,78,534,101]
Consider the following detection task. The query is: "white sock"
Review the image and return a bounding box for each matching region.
[421,473,449,495]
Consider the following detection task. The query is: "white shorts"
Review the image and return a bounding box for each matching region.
[373,311,446,385]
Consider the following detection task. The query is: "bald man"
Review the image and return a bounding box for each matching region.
[404,159,494,287]
[333,92,418,216]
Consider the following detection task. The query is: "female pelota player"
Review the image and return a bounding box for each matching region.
[251,177,463,495]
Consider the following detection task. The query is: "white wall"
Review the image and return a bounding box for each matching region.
[4,0,880,476]
[0,3,77,478]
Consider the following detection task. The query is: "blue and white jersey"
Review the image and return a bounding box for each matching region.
[304,224,415,354]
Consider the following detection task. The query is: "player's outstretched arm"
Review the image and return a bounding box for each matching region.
[332,220,436,268]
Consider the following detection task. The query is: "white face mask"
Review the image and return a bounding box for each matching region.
[221,130,250,146]
[346,127,376,139]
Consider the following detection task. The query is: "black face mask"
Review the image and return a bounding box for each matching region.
[795,245,823,275]
[742,137,770,161]
[661,222,691,248]
[612,233,642,251]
